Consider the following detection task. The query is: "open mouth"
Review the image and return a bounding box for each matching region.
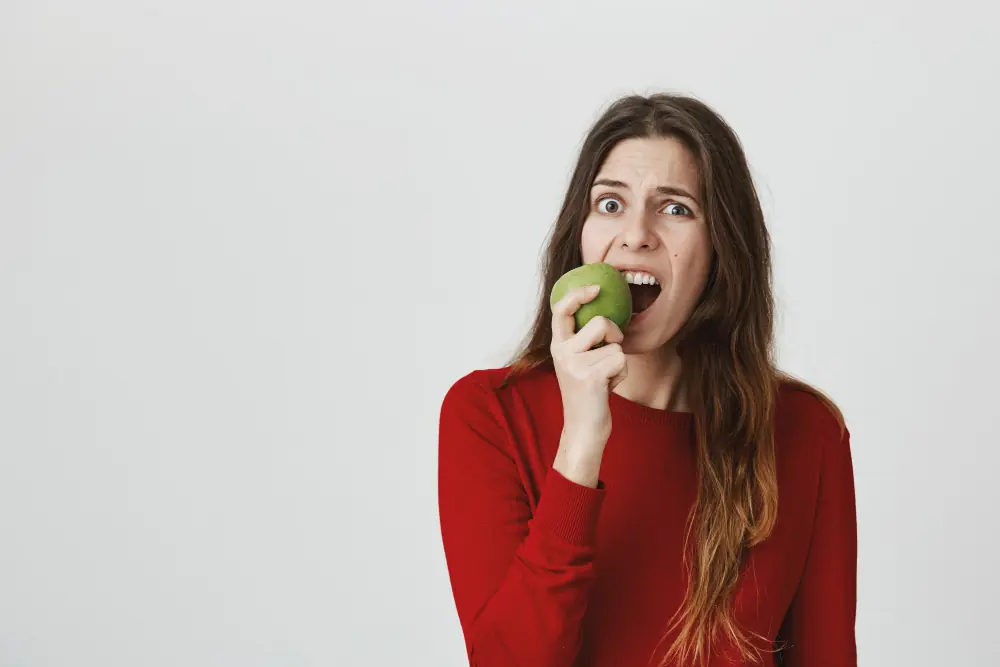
[618,269,662,315]
[629,282,662,314]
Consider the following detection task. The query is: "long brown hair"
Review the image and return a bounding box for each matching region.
[501,93,844,665]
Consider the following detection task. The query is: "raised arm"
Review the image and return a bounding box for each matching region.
[437,373,605,667]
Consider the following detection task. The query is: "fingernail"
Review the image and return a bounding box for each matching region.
[588,285,601,294]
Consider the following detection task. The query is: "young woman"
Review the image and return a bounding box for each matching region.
[437,93,857,667]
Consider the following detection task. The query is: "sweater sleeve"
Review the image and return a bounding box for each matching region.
[779,427,858,666]
[437,373,605,667]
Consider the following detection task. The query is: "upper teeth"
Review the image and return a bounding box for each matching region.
[622,270,658,286]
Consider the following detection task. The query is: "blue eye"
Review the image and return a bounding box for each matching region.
[663,203,691,216]
[597,196,623,214]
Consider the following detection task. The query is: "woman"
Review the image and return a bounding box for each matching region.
[437,93,857,667]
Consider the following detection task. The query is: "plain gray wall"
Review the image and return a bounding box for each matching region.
[2,1,998,665]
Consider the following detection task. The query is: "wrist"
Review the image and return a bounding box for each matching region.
[554,430,606,488]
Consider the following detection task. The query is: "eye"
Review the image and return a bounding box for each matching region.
[662,202,692,216]
[596,196,623,215]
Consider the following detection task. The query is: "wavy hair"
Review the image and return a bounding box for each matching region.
[500,93,843,665]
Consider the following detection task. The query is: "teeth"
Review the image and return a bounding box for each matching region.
[622,270,658,286]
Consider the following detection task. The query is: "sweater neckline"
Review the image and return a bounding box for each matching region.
[609,390,694,428]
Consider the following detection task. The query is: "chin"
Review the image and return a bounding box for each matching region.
[621,328,661,355]
[622,313,680,355]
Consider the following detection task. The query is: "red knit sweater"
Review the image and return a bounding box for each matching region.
[437,363,857,667]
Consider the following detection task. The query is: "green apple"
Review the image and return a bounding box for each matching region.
[549,262,632,333]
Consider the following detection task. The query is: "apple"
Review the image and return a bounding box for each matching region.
[549,262,632,333]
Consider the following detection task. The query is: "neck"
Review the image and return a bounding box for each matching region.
[613,341,689,412]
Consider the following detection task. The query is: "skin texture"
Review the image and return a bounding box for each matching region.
[552,135,715,487]
[580,135,714,412]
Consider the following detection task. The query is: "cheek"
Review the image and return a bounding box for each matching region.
[579,217,611,263]
[669,232,714,290]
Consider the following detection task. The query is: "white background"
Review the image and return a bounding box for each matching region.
[3,1,999,665]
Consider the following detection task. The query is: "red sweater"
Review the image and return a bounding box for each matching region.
[438,363,857,667]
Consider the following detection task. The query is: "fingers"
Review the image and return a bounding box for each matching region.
[592,343,627,385]
[554,341,626,388]
[608,355,628,391]
[565,313,624,354]
[551,285,600,344]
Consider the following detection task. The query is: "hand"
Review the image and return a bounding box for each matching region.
[549,285,627,487]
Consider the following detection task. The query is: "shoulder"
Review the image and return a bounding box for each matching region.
[439,363,560,452]
[775,378,851,464]
[440,362,558,415]
[440,366,518,414]
[775,381,845,435]
[438,363,557,466]
[441,366,507,406]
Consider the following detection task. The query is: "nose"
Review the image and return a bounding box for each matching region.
[617,211,660,252]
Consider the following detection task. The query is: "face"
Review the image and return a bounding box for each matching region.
[580,135,714,354]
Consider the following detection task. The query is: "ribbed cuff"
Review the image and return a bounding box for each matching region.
[531,468,606,546]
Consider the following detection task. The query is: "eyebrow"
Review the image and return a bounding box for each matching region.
[591,178,700,206]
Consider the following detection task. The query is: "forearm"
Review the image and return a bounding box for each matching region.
[443,470,604,667]
[552,428,606,489]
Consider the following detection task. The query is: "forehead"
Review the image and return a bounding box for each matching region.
[595,136,700,190]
